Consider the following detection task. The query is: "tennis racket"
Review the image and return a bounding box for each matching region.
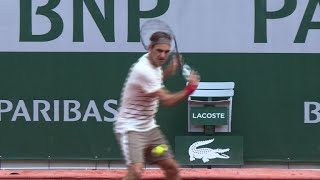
[140,19,192,81]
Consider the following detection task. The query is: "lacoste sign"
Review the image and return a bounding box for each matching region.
[175,136,243,165]
[192,113,226,119]
[190,107,228,125]
[189,138,230,163]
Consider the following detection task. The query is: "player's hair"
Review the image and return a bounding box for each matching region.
[149,31,172,48]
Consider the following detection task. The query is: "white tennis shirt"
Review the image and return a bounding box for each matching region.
[114,53,163,133]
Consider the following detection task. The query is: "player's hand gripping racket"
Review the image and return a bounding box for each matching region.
[140,19,192,81]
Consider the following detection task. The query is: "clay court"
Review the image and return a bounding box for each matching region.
[0,168,319,179]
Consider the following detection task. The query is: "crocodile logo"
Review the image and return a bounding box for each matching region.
[188,138,230,163]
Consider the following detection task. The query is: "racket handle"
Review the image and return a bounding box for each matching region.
[182,64,191,80]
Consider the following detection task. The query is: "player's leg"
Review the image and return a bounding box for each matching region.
[116,131,146,180]
[146,128,181,180]
[123,162,144,180]
[157,158,181,180]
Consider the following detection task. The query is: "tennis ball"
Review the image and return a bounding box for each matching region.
[151,144,168,156]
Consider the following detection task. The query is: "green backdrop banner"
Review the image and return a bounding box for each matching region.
[0,52,319,162]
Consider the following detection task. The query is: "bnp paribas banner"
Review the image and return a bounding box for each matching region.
[0,0,320,162]
[0,0,319,53]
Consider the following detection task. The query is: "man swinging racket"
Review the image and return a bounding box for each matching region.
[114,31,200,180]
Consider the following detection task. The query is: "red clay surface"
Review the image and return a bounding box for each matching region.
[0,168,319,179]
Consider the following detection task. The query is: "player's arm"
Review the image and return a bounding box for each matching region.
[157,88,189,107]
[151,71,200,107]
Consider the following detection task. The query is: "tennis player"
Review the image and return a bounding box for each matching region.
[114,31,200,180]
